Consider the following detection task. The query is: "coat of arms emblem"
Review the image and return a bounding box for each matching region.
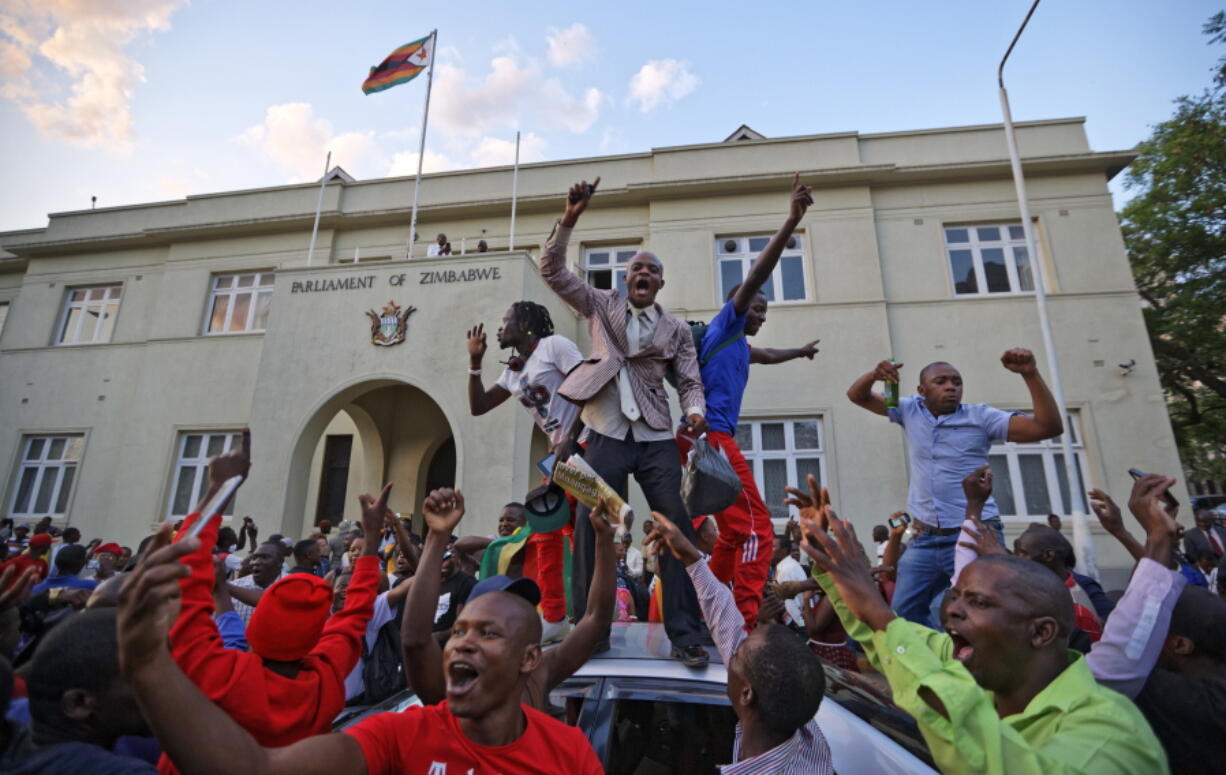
[365,300,417,346]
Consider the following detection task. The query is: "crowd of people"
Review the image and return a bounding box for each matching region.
[0,176,1222,774]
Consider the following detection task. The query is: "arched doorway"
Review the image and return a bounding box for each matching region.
[289,379,456,538]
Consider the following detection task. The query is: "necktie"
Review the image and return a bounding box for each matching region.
[619,310,648,422]
[1209,529,1224,557]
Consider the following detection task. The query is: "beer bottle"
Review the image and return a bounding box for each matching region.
[883,358,900,409]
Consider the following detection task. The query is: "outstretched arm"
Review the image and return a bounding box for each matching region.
[539,179,602,318]
[749,339,820,365]
[1089,489,1146,564]
[544,501,616,688]
[847,360,902,417]
[1001,349,1063,442]
[466,323,512,415]
[731,173,812,315]
[401,488,466,706]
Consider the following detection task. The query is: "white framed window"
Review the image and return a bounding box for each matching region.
[56,285,122,345]
[944,224,1036,296]
[9,435,84,518]
[205,272,274,334]
[582,246,639,295]
[733,417,826,527]
[167,431,242,519]
[989,412,1089,520]
[716,235,808,304]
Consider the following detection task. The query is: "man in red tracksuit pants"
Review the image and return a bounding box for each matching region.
[160,481,389,774]
[682,174,821,631]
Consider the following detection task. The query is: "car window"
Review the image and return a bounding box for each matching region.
[604,678,737,775]
[821,664,936,768]
[545,677,602,728]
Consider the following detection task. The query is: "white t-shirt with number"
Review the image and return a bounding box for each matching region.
[495,334,583,448]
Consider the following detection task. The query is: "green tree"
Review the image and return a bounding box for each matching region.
[1119,12,1226,482]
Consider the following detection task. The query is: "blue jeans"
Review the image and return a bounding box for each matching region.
[892,520,1003,629]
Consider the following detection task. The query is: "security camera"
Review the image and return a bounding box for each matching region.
[1119,359,1136,374]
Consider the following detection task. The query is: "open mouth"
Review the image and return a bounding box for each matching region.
[632,277,651,293]
[447,661,480,696]
[948,629,975,663]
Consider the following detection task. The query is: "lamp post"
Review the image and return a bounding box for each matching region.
[998,0,1098,577]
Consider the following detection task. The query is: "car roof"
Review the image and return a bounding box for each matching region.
[570,621,727,682]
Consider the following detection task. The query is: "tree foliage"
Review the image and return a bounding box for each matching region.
[1119,12,1226,481]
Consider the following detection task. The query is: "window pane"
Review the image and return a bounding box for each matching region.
[63,436,84,461]
[228,293,251,332]
[780,256,805,300]
[13,467,37,513]
[1012,246,1034,291]
[793,420,820,449]
[950,249,977,294]
[70,289,86,302]
[1008,225,1025,240]
[587,251,609,266]
[183,435,202,459]
[47,438,65,460]
[615,250,637,263]
[26,438,45,460]
[253,291,273,330]
[719,261,743,300]
[1053,453,1086,515]
[206,434,227,457]
[734,423,752,451]
[759,275,775,302]
[796,457,822,491]
[215,275,233,289]
[988,454,1016,515]
[763,459,788,520]
[981,248,1011,293]
[209,294,230,332]
[61,307,82,343]
[97,302,118,342]
[236,274,255,288]
[761,423,785,450]
[78,306,99,342]
[172,466,196,515]
[588,269,611,290]
[1018,454,1051,515]
[748,237,770,252]
[614,270,627,298]
[977,227,1001,242]
[34,468,58,513]
[88,287,106,301]
[108,286,123,299]
[945,228,969,243]
[259,273,275,286]
[55,466,75,513]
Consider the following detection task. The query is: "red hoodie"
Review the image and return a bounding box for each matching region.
[157,512,379,774]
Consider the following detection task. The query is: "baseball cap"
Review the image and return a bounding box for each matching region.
[524,483,569,533]
[470,574,541,607]
[28,534,52,549]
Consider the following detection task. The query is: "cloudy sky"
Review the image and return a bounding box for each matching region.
[1,0,1221,232]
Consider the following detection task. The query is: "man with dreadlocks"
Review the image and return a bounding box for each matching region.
[466,300,583,642]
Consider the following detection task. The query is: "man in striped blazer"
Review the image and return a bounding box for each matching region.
[539,177,710,666]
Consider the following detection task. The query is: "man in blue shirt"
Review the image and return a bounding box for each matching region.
[847,350,1062,626]
[686,174,822,631]
[30,544,96,596]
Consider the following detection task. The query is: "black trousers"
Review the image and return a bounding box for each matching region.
[571,430,703,648]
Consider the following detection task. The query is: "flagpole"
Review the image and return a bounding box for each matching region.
[509,130,520,251]
[405,29,437,261]
[307,151,331,267]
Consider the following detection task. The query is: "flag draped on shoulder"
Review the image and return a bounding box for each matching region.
[362,34,434,95]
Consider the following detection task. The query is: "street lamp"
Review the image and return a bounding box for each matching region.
[998,0,1098,577]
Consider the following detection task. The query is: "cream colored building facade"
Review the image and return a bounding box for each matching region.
[0,118,1180,587]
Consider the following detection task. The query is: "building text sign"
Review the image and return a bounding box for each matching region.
[290,264,503,294]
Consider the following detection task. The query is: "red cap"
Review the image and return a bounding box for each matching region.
[28,534,52,549]
[94,542,122,556]
[246,574,333,661]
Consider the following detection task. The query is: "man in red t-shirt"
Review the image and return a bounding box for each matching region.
[117,519,604,775]
[0,533,52,582]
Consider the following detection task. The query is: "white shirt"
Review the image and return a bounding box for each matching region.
[775,555,807,626]
[624,545,644,578]
[495,334,584,448]
[426,243,443,257]
[344,591,397,700]
[875,541,888,562]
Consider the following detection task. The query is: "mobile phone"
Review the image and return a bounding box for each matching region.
[1127,468,1179,509]
[888,512,912,529]
[536,453,557,478]
[185,475,244,539]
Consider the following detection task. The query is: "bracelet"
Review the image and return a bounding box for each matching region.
[467,368,482,376]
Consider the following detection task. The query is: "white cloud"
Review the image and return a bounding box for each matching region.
[546,24,596,68]
[0,0,186,152]
[386,149,454,177]
[237,103,379,182]
[628,59,699,112]
[469,132,547,168]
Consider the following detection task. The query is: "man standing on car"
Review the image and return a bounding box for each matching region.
[846,350,1062,626]
[539,176,709,666]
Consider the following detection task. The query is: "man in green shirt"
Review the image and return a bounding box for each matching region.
[797,507,1167,774]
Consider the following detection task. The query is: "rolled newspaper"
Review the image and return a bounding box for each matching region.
[552,456,632,526]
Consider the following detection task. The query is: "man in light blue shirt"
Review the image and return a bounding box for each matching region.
[847,348,1063,626]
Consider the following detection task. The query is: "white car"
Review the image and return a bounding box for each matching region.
[336,622,936,774]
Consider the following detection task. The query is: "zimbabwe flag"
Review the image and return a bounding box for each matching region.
[362,34,433,95]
